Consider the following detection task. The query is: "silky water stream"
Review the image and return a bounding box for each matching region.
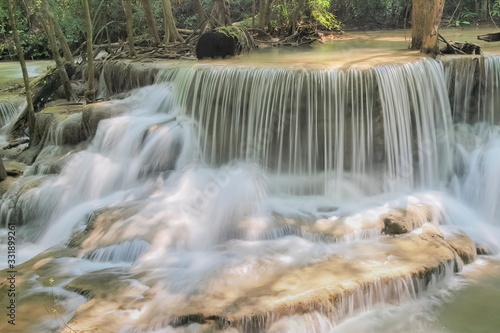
[1,56,500,332]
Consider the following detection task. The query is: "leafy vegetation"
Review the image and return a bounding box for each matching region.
[1,0,500,60]
[0,1,49,60]
[491,0,500,17]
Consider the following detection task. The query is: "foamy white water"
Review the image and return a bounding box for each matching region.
[0,56,500,332]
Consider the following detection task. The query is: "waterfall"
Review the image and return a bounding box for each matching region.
[0,102,19,129]
[1,56,500,333]
[445,56,500,226]
[156,59,454,196]
[444,56,500,123]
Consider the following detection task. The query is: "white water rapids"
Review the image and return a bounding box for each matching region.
[0,56,500,332]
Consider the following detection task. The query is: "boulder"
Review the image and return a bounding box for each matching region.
[381,206,433,235]
[57,113,86,145]
[68,204,142,251]
[63,225,458,332]
[444,231,478,265]
[81,101,128,139]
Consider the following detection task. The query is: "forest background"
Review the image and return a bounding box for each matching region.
[1,0,500,60]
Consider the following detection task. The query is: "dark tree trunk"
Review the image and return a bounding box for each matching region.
[124,0,136,56]
[162,0,184,44]
[480,0,489,21]
[140,0,161,45]
[82,0,95,103]
[52,13,74,64]
[0,158,6,181]
[8,0,36,144]
[290,0,306,33]
[40,0,74,100]
[21,0,37,30]
[213,0,231,26]
[39,1,74,64]
[194,0,208,31]
[258,0,267,30]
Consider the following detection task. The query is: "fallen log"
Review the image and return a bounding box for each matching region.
[477,32,500,42]
[0,158,6,181]
[8,63,76,140]
[3,138,30,150]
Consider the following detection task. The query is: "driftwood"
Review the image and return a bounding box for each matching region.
[247,28,273,40]
[477,32,500,42]
[3,138,30,149]
[177,29,194,35]
[0,83,22,93]
[8,63,76,140]
[0,158,6,181]
[255,27,321,47]
[439,34,481,55]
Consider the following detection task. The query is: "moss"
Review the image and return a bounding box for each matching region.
[215,26,256,54]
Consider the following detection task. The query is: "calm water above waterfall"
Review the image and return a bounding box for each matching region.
[1,34,500,332]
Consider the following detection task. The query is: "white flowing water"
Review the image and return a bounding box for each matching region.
[1,56,500,332]
[0,102,19,129]
[157,59,454,196]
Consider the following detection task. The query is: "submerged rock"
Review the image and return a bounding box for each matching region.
[66,268,131,299]
[81,102,117,138]
[0,175,49,226]
[63,225,459,332]
[68,204,143,250]
[81,99,139,138]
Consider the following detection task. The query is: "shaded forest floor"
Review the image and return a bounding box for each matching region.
[86,28,348,62]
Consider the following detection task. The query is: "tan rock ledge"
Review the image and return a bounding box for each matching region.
[59,223,470,333]
[0,204,480,333]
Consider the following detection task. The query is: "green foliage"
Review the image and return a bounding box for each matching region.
[230,0,254,24]
[50,0,85,47]
[310,0,340,30]
[216,25,255,53]
[3,0,496,59]
[51,0,127,46]
[459,8,477,19]
[0,4,8,36]
[491,1,500,18]
[454,20,470,26]
[331,0,408,29]
[0,0,50,60]
[453,7,476,26]
[271,0,341,34]
[272,0,292,32]
[1,31,50,60]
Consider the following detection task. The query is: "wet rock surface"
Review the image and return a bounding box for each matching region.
[59,220,460,332]
[444,230,478,265]
[381,206,433,235]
